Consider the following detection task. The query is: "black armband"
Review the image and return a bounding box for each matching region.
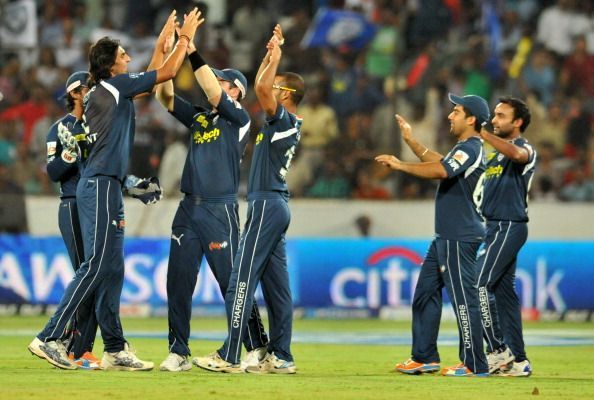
[188,51,206,71]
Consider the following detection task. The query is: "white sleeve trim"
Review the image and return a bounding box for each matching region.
[100,81,120,105]
[271,127,298,143]
[239,120,251,142]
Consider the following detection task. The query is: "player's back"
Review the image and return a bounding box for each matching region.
[82,72,156,181]
[482,137,536,222]
[247,105,302,194]
[435,136,486,242]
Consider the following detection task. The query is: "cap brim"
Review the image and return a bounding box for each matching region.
[211,68,229,81]
[448,93,464,106]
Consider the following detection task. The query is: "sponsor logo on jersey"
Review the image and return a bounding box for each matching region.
[209,241,228,251]
[193,128,220,144]
[485,165,503,179]
[497,153,504,162]
[447,158,460,171]
[195,115,209,128]
[255,132,263,145]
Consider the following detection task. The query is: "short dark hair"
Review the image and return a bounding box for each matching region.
[277,72,305,105]
[498,96,531,132]
[88,37,120,87]
[461,106,482,132]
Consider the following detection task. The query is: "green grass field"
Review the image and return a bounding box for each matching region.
[1,316,593,399]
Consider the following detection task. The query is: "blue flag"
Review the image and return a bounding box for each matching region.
[301,8,377,50]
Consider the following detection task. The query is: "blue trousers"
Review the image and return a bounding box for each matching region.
[476,220,528,362]
[166,195,268,356]
[38,176,127,352]
[411,238,488,374]
[219,192,293,364]
[58,198,98,357]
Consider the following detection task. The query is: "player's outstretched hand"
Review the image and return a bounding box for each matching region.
[157,10,178,54]
[395,114,413,142]
[272,24,284,46]
[375,154,402,170]
[124,175,163,205]
[57,122,79,163]
[179,7,204,43]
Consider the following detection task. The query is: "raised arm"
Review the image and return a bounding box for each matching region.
[154,23,176,111]
[153,8,203,85]
[396,114,443,162]
[255,24,284,116]
[479,128,531,164]
[186,36,222,106]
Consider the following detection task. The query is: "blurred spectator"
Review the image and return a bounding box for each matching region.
[559,35,594,99]
[520,47,556,106]
[0,84,49,145]
[525,96,567,156]
[559,169,594,201]
[289,85,339,196]
[536,0,590,58]
[306,159,351,198]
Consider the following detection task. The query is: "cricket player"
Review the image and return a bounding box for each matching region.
[195,24,305,374]
[28,9,202,370]
[45,71,100,369]
[477,97,535,376]
[376,94,490,377]
[155,17,269,372]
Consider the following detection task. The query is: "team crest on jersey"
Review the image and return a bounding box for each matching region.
[209,241,228,251]
[255,132,264,145]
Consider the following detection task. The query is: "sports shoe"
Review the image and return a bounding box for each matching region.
[495,360,532,377]
[101,343,154,371]
[487,346,515,373]
[395,358,440,374]
[28,338,78,370]
[193,352,243,373]
[69,351,101,370]
[245,352,296,374]
[160,352,191,372]
[241,347,268,370]
[441,363,489,377]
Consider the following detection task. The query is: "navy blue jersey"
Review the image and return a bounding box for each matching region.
[169,92,251,198]
[82,71,157,180]
[248,105,302,194]
[436,136,486,242]
[46,114,88,197]
[482,137,536,222]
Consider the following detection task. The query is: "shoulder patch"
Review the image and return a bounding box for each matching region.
[452,149,470,165]
[47,141,57,156]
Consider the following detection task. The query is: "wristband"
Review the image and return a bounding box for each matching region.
[178,34,191,43]
[188,51,206,71]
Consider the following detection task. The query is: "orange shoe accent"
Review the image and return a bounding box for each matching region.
[395,358,440,374]
[69,351,101,369]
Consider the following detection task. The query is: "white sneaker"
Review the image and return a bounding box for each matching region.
[245,352,296,374]
[487,346,515,373]
[159,352,191,372]
[496,360,532,377]
[192,351,243,373]
[28,338,78,370]
[241,347,268,370]
[101,343,154,371]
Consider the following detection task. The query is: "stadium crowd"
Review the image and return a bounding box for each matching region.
[0,0,593,202]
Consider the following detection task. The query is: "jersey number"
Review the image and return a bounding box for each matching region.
[279,145,296,180]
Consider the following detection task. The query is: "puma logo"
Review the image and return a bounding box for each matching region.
[171,233,184,246]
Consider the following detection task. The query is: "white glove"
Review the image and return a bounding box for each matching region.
[57,122,79,163]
